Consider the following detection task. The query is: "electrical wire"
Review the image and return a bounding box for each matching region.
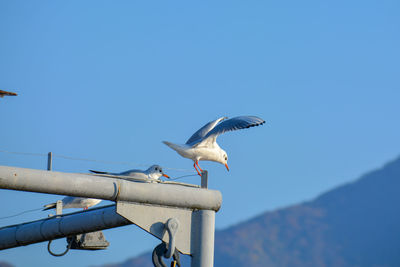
[52,153,134,165]
[169,174,198,181]
[0,149,194,172]
[0,207,43,220]
[0,149,47,157]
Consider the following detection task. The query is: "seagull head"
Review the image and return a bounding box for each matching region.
[146,165,170,179]
[217,150,229,172]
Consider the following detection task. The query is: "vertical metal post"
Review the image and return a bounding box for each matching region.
[191,209,215,267]
[47,152,52,171]
[201,170,208,189]
[56,200,63,215]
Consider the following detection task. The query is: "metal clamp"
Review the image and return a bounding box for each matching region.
[47,231,109,256]
[152,218,181,267]
[68,231,110,250]
[152,242,181,267]
[165,218,179,258]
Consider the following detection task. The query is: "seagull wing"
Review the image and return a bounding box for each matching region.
[118,169,142,176]
[202,116,265,141]
[62,196,79,206]
[185,117,228,145]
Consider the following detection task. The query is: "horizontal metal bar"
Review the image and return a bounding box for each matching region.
[0,166,222,211]
[0,205,130,250]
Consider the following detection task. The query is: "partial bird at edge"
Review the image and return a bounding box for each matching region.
[43,196,101,211]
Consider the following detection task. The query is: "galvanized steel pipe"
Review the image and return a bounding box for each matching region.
[0,205,130,250]
[0,166,222,211]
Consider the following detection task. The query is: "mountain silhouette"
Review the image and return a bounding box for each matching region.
[0,261,14,267]
[99,156,400,267]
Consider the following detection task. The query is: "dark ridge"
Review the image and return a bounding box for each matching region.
[96,156,400,267]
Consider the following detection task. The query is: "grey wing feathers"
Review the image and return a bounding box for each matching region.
[90,169,141,176]
[186,117,228,144]
[118,169,141,176]
[203,116,265,139]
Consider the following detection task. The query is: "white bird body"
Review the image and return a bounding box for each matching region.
[43,166,169,211]
[61,197,102,209]
[163,141,223,163]
[89,165,169,181]
[43,196,101,211]
[163,116,265,175]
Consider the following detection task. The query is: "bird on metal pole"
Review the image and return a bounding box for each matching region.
[43,166,170,211]
[89,165,170,181]
[163,116,265,175]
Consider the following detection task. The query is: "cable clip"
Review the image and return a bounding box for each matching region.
[152,218,181,267]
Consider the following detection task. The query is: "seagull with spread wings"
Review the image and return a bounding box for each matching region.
[163,116,265,175]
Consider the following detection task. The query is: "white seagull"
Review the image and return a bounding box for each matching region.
[89,165,170,181]
[163,116,265,175]
[43,196,101,211]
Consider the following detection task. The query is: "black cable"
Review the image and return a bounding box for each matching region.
[47,239,72,257]
[169,174,198,181]
[0,207,43,220]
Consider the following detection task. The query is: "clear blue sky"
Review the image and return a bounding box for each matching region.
[1,1,399,266]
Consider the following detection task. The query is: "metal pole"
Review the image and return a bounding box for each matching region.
[0,165,221,264]
[0,205,130,250]
[201,170,208,189]
[191,210,215,267]
[0,166,222,211]
[47,152,52,171]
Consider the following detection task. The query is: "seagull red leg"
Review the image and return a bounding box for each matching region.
[196,161,203,172]
[193,162,201,176]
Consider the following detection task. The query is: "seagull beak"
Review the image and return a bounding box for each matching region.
[162,174,170,179]
[225,163,229,171]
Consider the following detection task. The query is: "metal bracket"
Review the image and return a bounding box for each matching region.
[68,231,110,250]
[151,218,180,267]
[48,200,63,218]
[47,231,109,257]
[164,218,179,258]
[56,200,63,215]
[116,201,192,254]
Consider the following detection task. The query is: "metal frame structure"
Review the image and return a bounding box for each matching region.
[0,166,222,267]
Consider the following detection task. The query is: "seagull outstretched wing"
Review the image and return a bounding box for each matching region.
[202,116,265,141]
[186,117,228,145]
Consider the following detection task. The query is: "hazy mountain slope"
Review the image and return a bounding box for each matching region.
[0,261,14,267]
[99,157,400,267]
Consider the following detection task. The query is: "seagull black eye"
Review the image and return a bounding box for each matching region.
[159,169,162,172]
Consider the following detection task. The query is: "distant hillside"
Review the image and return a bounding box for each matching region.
[99,157,400,267]
[0,261,14,267]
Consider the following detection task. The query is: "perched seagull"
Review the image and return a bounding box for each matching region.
[89,165,170,181]
[43,196,101,211]
[163,116,265,175]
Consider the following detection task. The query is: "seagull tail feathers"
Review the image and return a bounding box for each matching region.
[162,141,181,151]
